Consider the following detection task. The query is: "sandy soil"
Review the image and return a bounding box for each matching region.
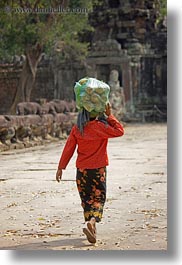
[0,123,167,250]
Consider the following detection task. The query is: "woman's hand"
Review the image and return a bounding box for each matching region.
[56,169,63,182]
[105,103,111,116]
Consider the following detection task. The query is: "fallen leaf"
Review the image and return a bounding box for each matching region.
[38,217,45,221]
[7,202,18,208]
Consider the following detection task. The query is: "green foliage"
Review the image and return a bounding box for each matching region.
[159,0,167,17]
[156,0,167,24]
[0,0,93,61]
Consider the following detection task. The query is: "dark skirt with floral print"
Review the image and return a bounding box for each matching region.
[76,167,106,222]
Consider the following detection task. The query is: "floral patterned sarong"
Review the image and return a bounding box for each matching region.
[76,167,106,222]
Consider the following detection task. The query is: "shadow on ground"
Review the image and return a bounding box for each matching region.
[1,236,93,250]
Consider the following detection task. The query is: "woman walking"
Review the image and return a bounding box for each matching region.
[56,103,124,243]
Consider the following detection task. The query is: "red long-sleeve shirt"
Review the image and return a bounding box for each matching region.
[58,114,124,170]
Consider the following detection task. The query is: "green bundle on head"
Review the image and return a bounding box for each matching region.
[74,77,110,115]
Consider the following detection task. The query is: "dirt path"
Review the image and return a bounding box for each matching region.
[0,123,167,250]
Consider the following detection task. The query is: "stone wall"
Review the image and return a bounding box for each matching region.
[0,100,77,152]
[0,59,86,114]
[0,65,20,114]
[31,61,55,101]
[52,60,86,100]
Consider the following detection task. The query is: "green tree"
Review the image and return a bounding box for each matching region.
[159,0,167,17]
[156,0,167,24]
[0,0,93,113]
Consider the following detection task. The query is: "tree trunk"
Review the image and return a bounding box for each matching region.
[9,44,42,114]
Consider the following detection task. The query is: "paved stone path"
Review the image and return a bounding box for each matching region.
[0,123,167,250]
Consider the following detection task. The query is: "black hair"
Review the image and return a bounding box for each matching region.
[77,108,108,135]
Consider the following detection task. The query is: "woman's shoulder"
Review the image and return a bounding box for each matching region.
[72,124,82,136]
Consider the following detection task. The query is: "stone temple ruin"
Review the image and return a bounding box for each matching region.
[86,0,167,121]
[0,0,167,150]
